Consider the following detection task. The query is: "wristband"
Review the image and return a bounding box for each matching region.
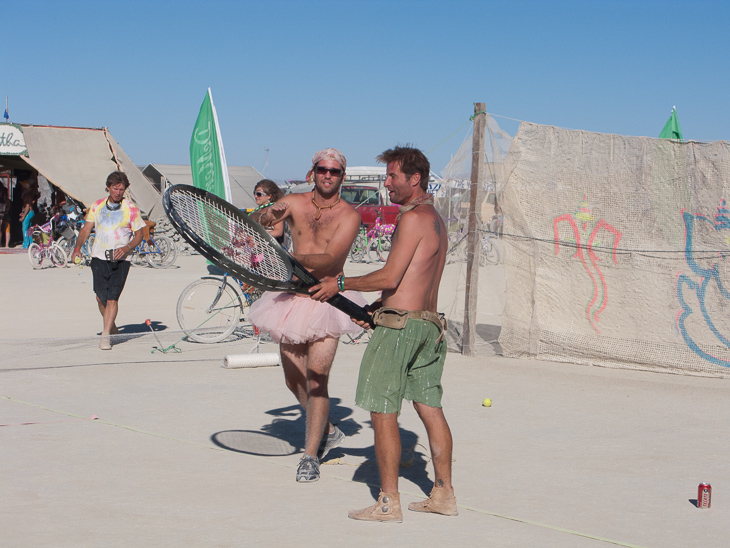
[337,274,345,292]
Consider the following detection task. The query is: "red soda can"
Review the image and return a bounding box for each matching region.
[698,483,712,509]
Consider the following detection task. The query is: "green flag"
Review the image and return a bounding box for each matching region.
[190,88,231,201]
[659,106,683,140]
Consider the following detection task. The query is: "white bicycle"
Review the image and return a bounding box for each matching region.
[176,274,261,343]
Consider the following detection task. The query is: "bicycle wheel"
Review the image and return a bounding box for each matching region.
[145,240,163,268]
[81,234,95,264]
[350,233,367,262]
[176,278,242,343]
[130,239,148,267]
[146,236,176,268]
[28,243,43,269]
[157,235,178,268]
[57,236,75,257]
[366,237,380,262]
[130,246,145,267]
[50,243,68,267]
[480,237,501,266]
[370,236,389,262]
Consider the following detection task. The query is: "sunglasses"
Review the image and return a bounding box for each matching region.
[254,192,269,197]
[314,166,344,177]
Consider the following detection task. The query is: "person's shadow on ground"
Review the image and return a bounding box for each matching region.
[348,420,434,500]
[211,398,358,457]
[117,320,168,334]
[259,397,358,451]
[211,398,435,497]
[100,320,168,345]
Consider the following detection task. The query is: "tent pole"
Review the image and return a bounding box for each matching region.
[462,103,485,356]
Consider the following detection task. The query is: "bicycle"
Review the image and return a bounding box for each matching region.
[130,230,177,268]
[153,217,197,256]
[446,223,500,266]
[176,273,262,343]
[28,215,68,269]
[488,213,503,238]
[350,212,396,263]
[56,214,95,265]
[446,226,468,264]
[479,226,500,266]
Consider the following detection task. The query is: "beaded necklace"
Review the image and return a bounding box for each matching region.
[311,192,341,220]
[248,201,274,216]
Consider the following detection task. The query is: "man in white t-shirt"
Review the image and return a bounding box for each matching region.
[71,171,145,350]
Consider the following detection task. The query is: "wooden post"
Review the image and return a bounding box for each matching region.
[462,103,486,356]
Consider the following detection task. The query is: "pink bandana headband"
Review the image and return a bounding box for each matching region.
[307,148,347,183]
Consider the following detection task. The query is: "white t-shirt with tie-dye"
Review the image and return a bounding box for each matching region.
[85,197,146,261]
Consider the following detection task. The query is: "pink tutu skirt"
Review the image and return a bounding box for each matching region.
[248,291,368,344]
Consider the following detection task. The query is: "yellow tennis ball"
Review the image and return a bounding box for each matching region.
[74,256,82,264]
[482,398,492,407]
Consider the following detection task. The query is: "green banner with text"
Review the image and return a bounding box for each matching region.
[189,88,231,201]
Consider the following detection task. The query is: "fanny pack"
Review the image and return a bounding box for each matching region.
[371,307,448,344]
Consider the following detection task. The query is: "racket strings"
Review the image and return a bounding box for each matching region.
[170,190,290,281]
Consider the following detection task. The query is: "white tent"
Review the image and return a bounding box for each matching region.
[0,124,164,219]
[142,164,264,210]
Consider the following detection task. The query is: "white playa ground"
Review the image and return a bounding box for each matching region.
[1,251,728,547]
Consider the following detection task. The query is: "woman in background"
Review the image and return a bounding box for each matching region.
[19,175,38,249]
[249,179,285,244]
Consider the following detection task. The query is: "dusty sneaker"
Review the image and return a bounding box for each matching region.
[296,454,320,483]
[317,425,345,461]
[349,491,402,522]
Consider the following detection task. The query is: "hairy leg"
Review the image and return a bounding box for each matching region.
[96,297,119,335]
[372,412,401,493]
[280,342,309,408]
[302,337,338,456]
[413,402,453,489]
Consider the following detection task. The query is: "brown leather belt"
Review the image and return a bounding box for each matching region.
[371,307,447,344]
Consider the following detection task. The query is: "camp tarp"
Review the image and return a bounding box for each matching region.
[142,164,264,210]
[15,125,163,219]
[498,120,730,377]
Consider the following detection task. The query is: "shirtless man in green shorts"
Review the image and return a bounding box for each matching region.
[310,145,456,522]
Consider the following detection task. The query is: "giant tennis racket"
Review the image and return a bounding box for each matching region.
[163,184,373,327]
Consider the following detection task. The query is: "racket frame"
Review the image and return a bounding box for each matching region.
[164,184,373,326]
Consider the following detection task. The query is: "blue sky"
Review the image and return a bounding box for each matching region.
[4,0,729,182]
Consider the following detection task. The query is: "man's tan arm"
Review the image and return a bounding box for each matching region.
[115,228,144,260]
[70,221,95,262]
[309,212,423,299]
[258,201,290,228]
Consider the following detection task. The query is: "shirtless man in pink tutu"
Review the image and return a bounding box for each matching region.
[248,148,366,483]
[311,146,456,522]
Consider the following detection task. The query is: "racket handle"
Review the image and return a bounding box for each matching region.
[327,294,374,328]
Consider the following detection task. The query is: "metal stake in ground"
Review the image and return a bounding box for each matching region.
[146,319,169,353]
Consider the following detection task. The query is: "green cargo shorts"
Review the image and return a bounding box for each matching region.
[355,319,447,414]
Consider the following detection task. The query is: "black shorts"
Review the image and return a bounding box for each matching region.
[91,258,131,304]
